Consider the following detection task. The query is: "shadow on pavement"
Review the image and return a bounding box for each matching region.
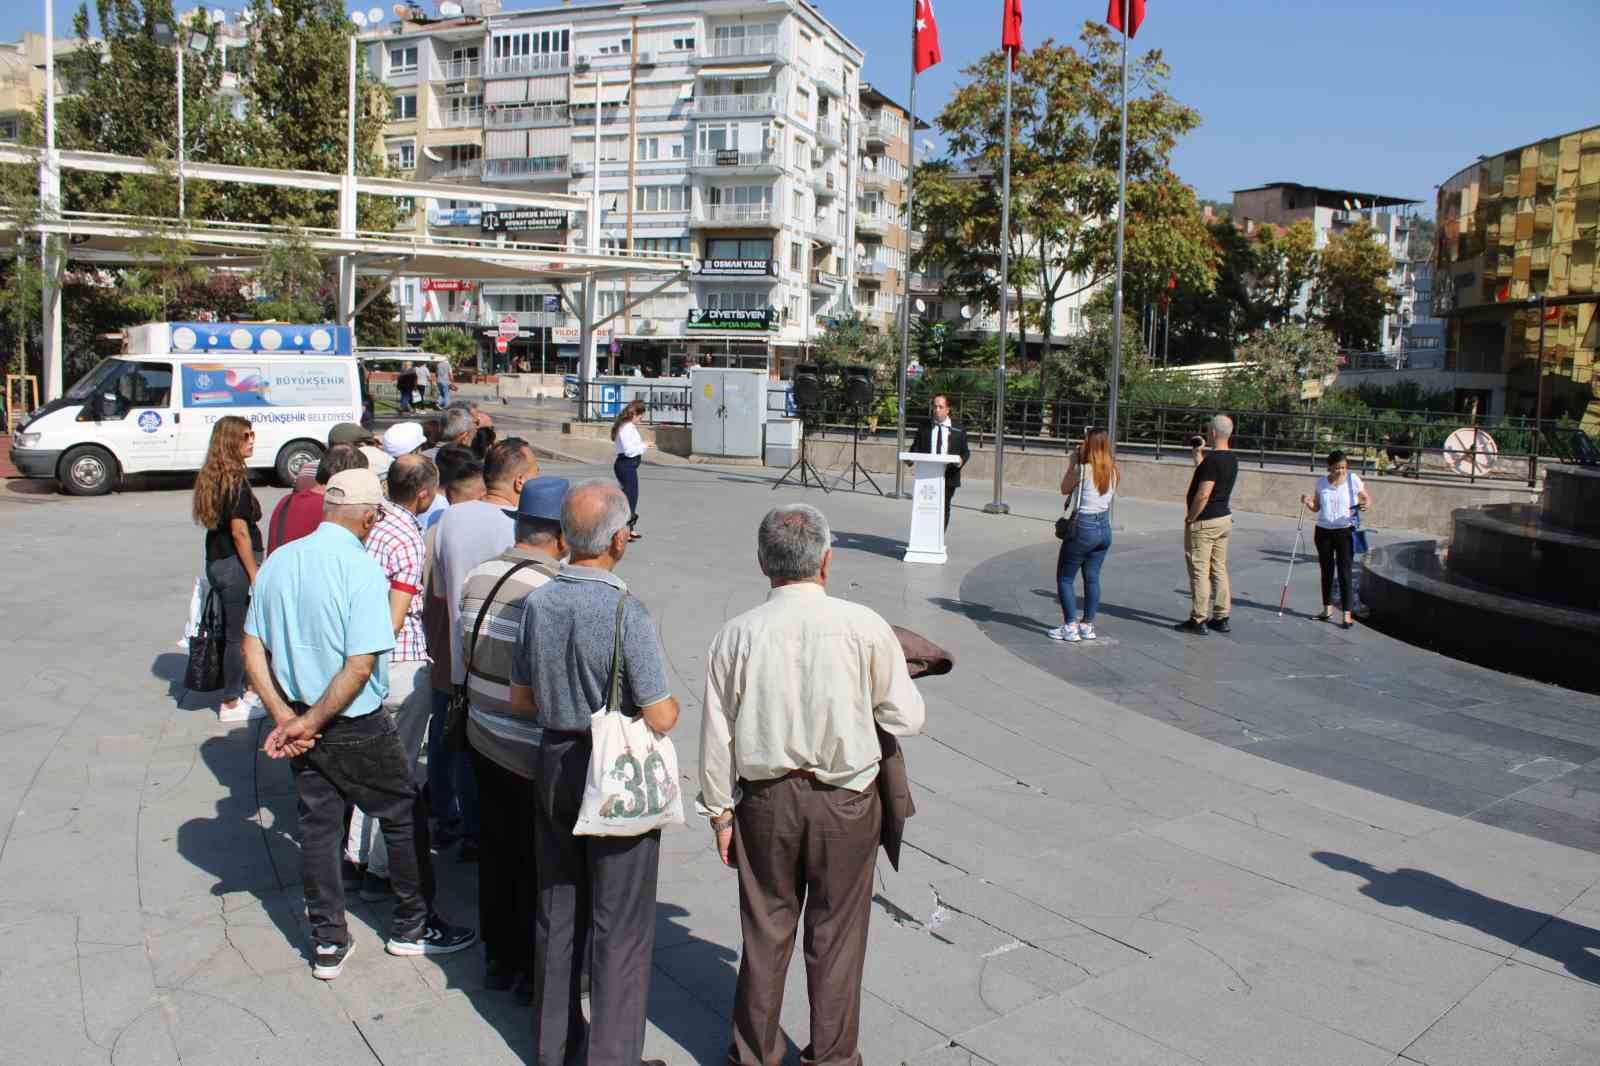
[928,595,1046,637]
[830,530,905,561]
[650,901,760,1061]
[1314,852,1600,984]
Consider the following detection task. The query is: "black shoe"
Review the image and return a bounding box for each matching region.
[457,838,480,863]
[1206,617,1232,633]
[359,872,395,903]
[312,940,354,980]
[341,860,365,889]
[1173,618,1209,635]
[484,955,516,991]
[431,818,462,847]
[387,915,477,957]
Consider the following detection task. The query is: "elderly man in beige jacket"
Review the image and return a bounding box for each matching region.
[699,503,926,1066]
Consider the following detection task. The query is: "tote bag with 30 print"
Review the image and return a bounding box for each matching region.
[573,594,685,837]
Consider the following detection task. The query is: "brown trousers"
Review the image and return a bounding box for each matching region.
[1185,515,1233,621]
[730,774,882,1066]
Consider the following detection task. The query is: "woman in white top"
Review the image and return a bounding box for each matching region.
[1051,428,1119,643]
[1299,449,1373,628]
[610,399,649,541]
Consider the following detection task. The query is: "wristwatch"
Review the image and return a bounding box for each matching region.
[709,810,734,831]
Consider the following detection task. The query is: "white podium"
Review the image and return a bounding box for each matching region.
[899,452,961,564]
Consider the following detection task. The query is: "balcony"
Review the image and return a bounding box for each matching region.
[861,167,896,192]
[691,203,776,229]
[433,58,481,81]
[908,271,944,292]
[429,161,482,180]
[815,117,842,149]
[855,259,888,280]
[692,93,778,117]
[811,219,841,246]
[689,149,783,176]
[810,268,844,293]
[483,310,564,329]
[855,210,895,236]
[483,155,570,181]
[813,64,844,98]
[694,35,788,65]
[486,103,569,129]
[809,171,838,199]
[854,305,899,329]
[862,120,890,148]
[437,108,483,129]
[486,53,571,77]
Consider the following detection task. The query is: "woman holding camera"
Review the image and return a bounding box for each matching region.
[1299,449,1372,629]
[1051,428,1119,643]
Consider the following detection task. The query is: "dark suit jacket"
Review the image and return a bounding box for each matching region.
[910,421,971,488]
[877,626,955,870]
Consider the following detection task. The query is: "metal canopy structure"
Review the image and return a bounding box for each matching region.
[2,144,687,401]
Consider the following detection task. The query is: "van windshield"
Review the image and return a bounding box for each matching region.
[63,359,127,402]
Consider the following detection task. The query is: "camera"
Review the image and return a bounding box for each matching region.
[1187,434,1205,448]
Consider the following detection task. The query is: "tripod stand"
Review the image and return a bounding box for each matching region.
[773,412,830,493]
[843,410,883,495]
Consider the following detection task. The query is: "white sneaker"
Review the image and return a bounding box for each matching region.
[1048,624,1081,643]
[1079,623,1097,640]
[218,701,268,723]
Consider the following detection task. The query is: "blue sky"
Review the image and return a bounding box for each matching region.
[8,0,1599,213]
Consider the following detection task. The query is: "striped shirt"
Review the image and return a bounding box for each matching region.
[366,505,429,663]
[461,547,560,778]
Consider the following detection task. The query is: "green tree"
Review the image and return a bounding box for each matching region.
[0,159,52,385]
[1311,220,1395,349]
[422,327,476,368]
[252,229,325,321]
[1248,220,1318,327]
[916,27,1217,369]
[813,315,893,374]
[1235,322,1341,405]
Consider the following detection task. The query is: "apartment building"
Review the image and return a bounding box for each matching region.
[0,32,93,143]
[364,0,864,375]
[1231,182,1422,354]
[850,84,910,338]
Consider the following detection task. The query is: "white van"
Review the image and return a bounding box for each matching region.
[11,321,362,495]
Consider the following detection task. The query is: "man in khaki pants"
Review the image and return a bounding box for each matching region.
[1177,415,1240,635]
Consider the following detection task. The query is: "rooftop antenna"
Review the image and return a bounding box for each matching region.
[368,6,386,22]
[439,0,462,14]
[350,10,367,27]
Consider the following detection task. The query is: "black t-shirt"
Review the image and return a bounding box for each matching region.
[205,480,264,563]
[1187,450,1238,521]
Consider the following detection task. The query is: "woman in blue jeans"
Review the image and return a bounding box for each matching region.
[1051,428,1119,643]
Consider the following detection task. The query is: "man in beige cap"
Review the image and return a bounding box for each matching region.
[246,468,475,981]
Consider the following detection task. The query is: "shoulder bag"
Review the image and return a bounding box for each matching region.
[448,559,541,752]
[573,593,685,837]
[1348,472,1370,554]
[1054,459,1087,541]
[183,588,226,693]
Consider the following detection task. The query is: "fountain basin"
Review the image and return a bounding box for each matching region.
[1448,504,1600,610]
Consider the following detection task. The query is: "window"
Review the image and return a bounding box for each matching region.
[116,362,172,410]
[599,135,626,162]
[706,238,771,259]
[696,123,733,153]
[387,140,416,170]
[447,144,481,169]
[637,136,659,161]
[388,45,418,74]
[796,89,811,121]
[789,241,802,272]
[635,236,691,255]
[706,290,768,311]
[396,196,414,215]
[787,295,801,322]
[793,189,805,218]
[450,45,479,63]
[635,185,689,212]
[390,94,417,120]
[670,35,696,52]
[707,185,772,208]
[0,117,19,142]
[597,38,632,56]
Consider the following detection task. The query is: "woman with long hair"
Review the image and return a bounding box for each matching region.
[192,416,264,721]
[611,399,648,541]
[1051,427,1119,643]
[1300,449,1373,629]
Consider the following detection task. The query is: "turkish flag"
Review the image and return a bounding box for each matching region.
[914,0,942,74]
[1106,0,1146,38]
[1002,0,1023,69]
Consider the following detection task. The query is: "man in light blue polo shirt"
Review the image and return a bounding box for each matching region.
[244,468,475,981]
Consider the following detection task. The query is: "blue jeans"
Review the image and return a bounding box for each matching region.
[437,382,450,407]
[425,689,480,839]
[1056,511,1112,625]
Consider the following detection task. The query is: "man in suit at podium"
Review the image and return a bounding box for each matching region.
[910,394,971,529]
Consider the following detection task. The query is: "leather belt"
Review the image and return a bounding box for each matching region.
[785,768,818,781]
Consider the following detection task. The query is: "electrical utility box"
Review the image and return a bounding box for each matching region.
[690,368,767,458]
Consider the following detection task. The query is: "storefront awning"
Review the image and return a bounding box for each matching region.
[696,64,772,79]
[570,82,632,106]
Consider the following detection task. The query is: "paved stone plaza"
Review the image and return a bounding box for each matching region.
[5,451,1600,1065]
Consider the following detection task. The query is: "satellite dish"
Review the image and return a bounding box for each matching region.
[369,6,387,21]
[854,243,866,258]
[1443,427,1499,476]
[1342,199,1352,211]
[959,304,973,320]
[1353,197,1364,210]
[350,10,367,26]
[393,3,410,19]
[438,0,462,14]
[914,298,926,313]
[210,8,226,23]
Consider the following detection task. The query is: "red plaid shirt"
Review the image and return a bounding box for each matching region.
[367,506,429,663]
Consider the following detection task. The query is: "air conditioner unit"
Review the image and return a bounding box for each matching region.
[574,57,591,72]
[637,319,657,335]
[636,51,655,67]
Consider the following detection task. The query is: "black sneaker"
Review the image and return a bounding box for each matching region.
[312,940,354,980]
[1173,618,1209,635]
[1206,617,1232,634]
[387,915,477,957]
[359,872,395,903]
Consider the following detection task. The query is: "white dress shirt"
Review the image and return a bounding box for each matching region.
[933,419,953,455]
[615,421,646,458]
[698,582,926,814]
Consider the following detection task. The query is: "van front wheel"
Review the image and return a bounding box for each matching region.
[276,440,324,487]
[59,445,119,496]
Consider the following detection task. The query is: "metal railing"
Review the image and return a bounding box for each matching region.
[693,203,774,225]
[482,155,569,180]
[815,118,841,144]
[705,36,784,60]
[692,93,778,115]
[437,108,483,128]
[486,103,569,128]
[487,53,571,76]
[690,149,781,169]
[435,58,482,80]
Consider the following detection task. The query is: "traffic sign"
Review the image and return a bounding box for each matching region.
[495,337,509,354]
[497,314,518,339]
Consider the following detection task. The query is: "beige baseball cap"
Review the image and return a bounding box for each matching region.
[325,468,386,507]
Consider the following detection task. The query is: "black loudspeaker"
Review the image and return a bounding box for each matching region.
[843,370,873,410]
[793,372,821,410]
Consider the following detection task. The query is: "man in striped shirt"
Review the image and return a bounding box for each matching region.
[459,475,569,995]
[345,453,438,902]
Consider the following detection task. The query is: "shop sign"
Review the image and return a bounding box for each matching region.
[481,207,570,233]
[692,258,775,278]
[421,279,474,292]
[428,207,482,227]
[686,308,779,332]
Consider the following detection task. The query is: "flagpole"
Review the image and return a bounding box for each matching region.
[1107,0,1130,447]
[984,50,1013,515]
[894,1,917,500]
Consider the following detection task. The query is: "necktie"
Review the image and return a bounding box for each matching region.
[937,425,945,454]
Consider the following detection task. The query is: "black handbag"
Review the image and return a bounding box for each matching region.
[184,589,226,693]
[449,559,541,752]
[1054,465,1086,541]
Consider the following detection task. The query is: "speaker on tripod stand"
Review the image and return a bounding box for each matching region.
[840,365,883,495]
[773,364,831,493]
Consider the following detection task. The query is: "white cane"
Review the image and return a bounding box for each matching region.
[1278,510,1305,617]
